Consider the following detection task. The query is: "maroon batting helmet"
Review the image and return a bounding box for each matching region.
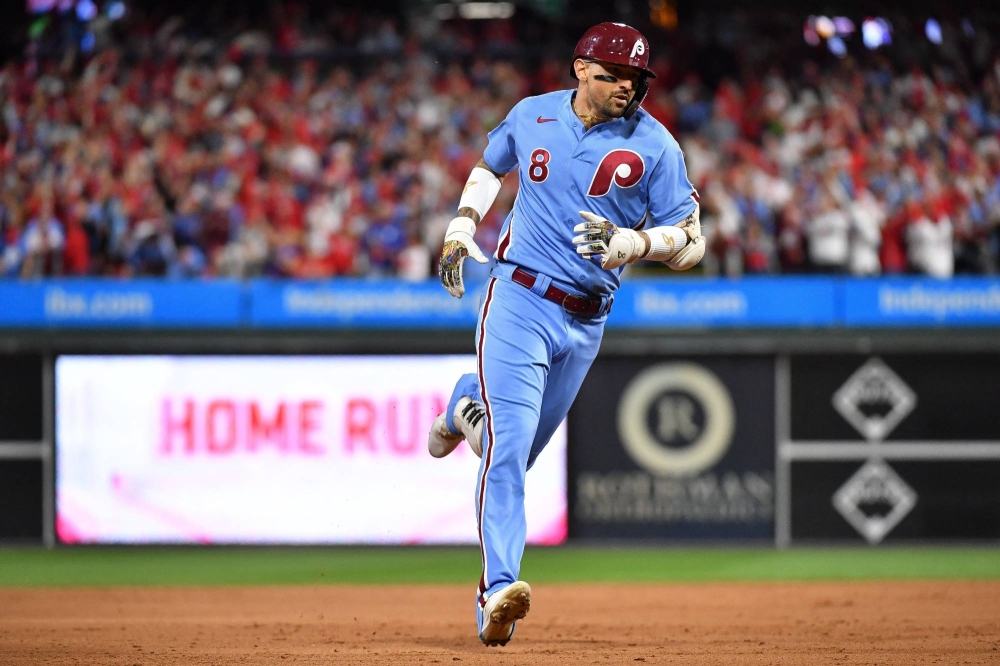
[572,22,656,78]
[570,22,655,119]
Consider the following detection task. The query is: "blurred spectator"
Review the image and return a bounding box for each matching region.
[907,206,955,278]
[848,190,885,276]
[807,192,850,273]
[398,233,432,281]
[126,196,177,276]
[0,191,24,277]
[63,202,92,275]
[20,196,65,278]
[743,219,775,274]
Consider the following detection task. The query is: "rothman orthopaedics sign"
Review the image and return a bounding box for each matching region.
[55,355,567,545]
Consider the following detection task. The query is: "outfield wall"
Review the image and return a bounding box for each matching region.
[1,278,999,547]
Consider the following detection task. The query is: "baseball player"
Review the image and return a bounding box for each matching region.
[426,22,705,646]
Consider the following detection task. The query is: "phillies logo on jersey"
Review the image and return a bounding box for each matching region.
[587,149,645,197]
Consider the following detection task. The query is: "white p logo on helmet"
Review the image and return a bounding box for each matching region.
[630,39,645,59]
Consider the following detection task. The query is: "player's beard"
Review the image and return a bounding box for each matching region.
[589,88,630,120]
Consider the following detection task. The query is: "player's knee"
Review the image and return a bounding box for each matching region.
[485,468,526,492]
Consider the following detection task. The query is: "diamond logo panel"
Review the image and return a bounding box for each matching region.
[832,460,917,544]
[832,358,917,441]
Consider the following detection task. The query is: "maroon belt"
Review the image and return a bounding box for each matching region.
[511,267,604,315]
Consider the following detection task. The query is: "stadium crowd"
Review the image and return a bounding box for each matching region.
[2,7,1000,279]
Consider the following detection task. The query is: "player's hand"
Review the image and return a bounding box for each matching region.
[439,216,488,298]
[573,211,644,270]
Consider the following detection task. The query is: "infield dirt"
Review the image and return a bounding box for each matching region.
[2,581,998,665]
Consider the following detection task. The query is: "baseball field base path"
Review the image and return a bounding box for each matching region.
[3,581,999,665]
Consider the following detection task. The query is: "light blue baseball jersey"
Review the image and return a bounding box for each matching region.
[483,89,697,297]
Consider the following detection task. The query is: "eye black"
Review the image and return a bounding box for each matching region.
[593,75,617,83]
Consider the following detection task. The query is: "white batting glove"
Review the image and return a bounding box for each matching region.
[573,211,645,270]
[439,216,488,298]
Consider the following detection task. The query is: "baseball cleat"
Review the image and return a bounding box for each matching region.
[427,413,462,458]
[455,397,485,457]
[427,396,485,458]
[479,581,531,647]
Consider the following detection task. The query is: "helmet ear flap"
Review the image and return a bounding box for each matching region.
[623,74,649,120]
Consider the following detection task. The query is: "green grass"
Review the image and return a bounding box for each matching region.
[1,546,998,587]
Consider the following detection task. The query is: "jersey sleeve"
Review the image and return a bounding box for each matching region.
[646,143,698,228]
[482,102,521,174]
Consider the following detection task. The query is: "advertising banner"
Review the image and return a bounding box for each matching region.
[790,355,1000,442]
[0,355,42,441]
[249,280,483,328]
[785,354,1000,543]
[608,277,837,328]
[791,460,1000,542]
[3,276,1000,330]
[843,278,1000,326]
[0,280,243,327]
[0,460,43,540]
[568,357,775,540]
[55,355,566,545]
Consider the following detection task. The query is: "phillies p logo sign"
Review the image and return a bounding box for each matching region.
[631,39,645,59]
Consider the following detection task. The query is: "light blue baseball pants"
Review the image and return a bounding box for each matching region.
[445,262,606,634]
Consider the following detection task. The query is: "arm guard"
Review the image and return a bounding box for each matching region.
[664,205,705,270]
[458,167,503,221]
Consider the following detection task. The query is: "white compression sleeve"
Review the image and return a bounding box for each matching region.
[458,167,503,220]
[643,226,688,261]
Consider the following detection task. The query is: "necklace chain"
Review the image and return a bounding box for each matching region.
[573,98,599,128]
